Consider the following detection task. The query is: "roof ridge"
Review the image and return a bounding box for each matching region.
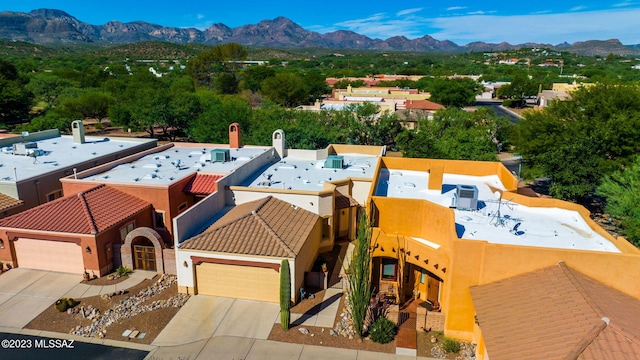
[557,261,606,318]
[564,317,610,359]
[77,185,102,234]
[252,206,296,258]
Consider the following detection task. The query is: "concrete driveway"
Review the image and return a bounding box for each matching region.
[152,295,280,347]
[0,269,82,328]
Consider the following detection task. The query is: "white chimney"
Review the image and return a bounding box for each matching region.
[71,120,86,144]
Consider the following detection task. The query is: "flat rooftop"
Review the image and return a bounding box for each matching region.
[81,145,269,185]
[242,153,378,191]
[376,168,620,253]
[0,135,155,183]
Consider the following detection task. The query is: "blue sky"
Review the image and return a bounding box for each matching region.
[5,1,640,45]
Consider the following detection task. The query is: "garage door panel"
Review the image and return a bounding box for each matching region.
[196,263,280,302]
[14,238,85,274]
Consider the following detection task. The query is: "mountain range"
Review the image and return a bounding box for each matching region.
[1,9,638,56]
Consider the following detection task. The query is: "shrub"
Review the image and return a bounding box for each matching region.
[368,317,396,344]
[443,337,461,353]
[54,297,77,312]
[116,266,133,276]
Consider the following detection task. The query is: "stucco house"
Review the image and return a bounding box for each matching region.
[0,184,152,276]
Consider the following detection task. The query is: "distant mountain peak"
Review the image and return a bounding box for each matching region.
[0,8,637,56]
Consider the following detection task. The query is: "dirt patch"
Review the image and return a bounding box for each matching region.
[268,323,395,353]
[269,290,395,353]
[25,278,183,345]
[81,273,129,286]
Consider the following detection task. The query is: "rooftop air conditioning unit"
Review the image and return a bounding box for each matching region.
[324,155,344,169]
[456,185,479,211]
[211,149,230,163]
[13,142,38,156]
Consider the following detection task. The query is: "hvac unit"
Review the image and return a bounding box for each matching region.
[324,155,344,169]
[210,149,230,163]
[456,184,479,211]
[13,142,38,156]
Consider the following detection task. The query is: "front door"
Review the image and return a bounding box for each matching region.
[427,276,440,304]
[133,245,156,271]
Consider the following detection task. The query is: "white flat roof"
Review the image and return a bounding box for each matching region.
[376,168,620,253]
[0,135,155,183]
[243,153,378,191]
[81,145,269,185]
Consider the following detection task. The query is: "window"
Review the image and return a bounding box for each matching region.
[120,222,135,242]
[420,269,427,284]
[154,211,165,229]
[381,259,397,281]
[46,190,63,202]
[178,202,188,212]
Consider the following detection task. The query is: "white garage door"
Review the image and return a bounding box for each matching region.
[195,262,280,302]
[14,238,85,274]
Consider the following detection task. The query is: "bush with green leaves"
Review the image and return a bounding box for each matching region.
[368,317,396,344]
[443,337,461,353]
[116,265,133,276]
[54,297,77,312]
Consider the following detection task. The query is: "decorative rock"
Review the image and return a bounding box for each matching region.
[330,329,338,336]
[298,327,310,335]
[431,336,438,343]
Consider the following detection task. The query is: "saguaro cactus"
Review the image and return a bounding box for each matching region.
[280,259,291,331]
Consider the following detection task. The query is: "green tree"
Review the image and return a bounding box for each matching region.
[597,157,640,245]
[0,59,33,125]
[332,78,366,89]
[261,72,308,107]
[496,73,537,107]
[241,65,276,93]
[190,93,251,143]
[396,108,505,160]
[429,78,480,108]
[187,43,247,93]
[514,83,640,201]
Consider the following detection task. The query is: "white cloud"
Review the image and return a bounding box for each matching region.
[427,8,640,45]
[613,1,635,6]
[467,11,485,15]
[397,8,422,16]
[447,6,467,11]
[197,14,205,20]
[570,5,587,11]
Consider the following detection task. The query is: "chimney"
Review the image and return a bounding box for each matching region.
[272,129,286,158]
[229,123,242,149]
[71,120,85,144]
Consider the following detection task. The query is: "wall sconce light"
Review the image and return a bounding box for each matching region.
[399,248,404,253]
[0,239,4,249]
[406,251,410,256]
[310,202,314,206]
[183,261,188,268]
[391,247,396,252]
[442,267,446,273]
[380,247,385,252]
[85,246,91,254]
[424,259,428,264]
[434,264,438,269]
[415,255,419,260]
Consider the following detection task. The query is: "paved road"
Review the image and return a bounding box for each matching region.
[0,332,148,360]
[475,101,523,124]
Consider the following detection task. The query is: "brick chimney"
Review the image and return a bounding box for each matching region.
[229,123,242,149]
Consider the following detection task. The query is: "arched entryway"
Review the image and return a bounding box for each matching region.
[122,227,165,273]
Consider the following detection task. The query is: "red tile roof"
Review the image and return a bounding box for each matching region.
[0,185,150,234]
[180,196,320,258]
[405,99,445,110]
[183,173,223,195]
[470,262,640,360]
[0,193,23,212]
[335,193,359,209]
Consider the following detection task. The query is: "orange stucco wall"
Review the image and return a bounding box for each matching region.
[366,157,640,344]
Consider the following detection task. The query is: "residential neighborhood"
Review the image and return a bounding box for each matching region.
[1,118,639,359]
